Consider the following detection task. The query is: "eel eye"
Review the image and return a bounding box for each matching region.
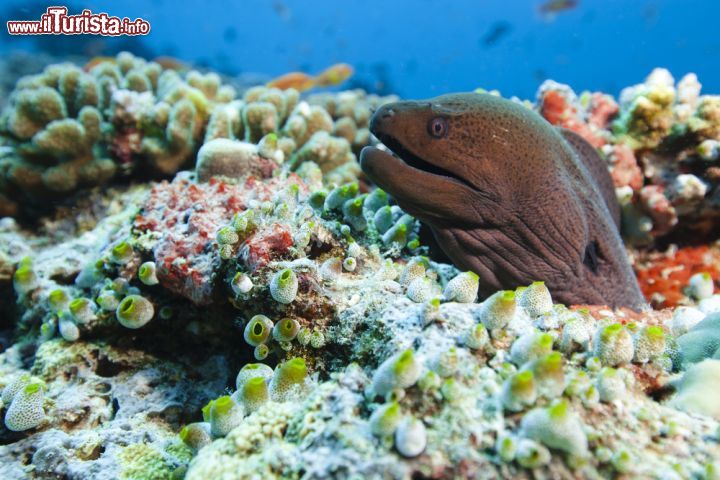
[428,117,448,138]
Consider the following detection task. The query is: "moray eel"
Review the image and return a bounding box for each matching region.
[360,93,646,309]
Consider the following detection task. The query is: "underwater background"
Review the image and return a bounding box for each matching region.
[2,0,720,98]
[1,1,720,479]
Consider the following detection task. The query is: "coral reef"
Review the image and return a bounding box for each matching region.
[1,57,720,479]
[537,69,720,245]
[0,53,394,218]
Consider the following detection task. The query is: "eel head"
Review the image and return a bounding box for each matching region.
[360,93,646,310]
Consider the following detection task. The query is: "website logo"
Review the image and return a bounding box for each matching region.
[7,6,151,36]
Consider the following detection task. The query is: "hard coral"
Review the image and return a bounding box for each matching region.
[0,52,237,215]
[635,244,720,308]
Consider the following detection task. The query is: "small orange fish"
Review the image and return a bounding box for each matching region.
[539,0,578,14]
[267,63,354,92]
[153,56,189,71]
[314,63,354,87]
[83,56,115,72]
[267,72,316,91]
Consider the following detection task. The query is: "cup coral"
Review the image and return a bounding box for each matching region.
[110,241,134,264]
[510,331,554,367]
[394,417,427,458]
[464,323,490,350]
[515,439,551,468]
[2,373,31,406]
[231,272,254,295]
[593,323,634,366]
[138,261,159,286]
[207,396,245,437]
[47,289,70,312]
[596,367,627,402]
[526,352,565,399]
[4,382,45,432]
[371,349,422,397]
[243,315,273,347]
[443,271,479,303]
[115,294,155,329]
[406,277,439,303]
[58,314,80,341]
[68,297,97,324]
[632,325,666,363]
[369,401,402,437]
[235,363,274,392]
[501,370,537,412]
[272,317,301,342]
[399,257,428,286]
[269,268,299,304]
[519,399,588,457]
[12,260,36,294]
[179,422,213,451]
[518,281,553,317]
[234,376,269,413]
[269,357,308,401]
[478,290,516,331]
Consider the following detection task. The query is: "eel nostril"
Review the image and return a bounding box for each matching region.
[381,108,395,119]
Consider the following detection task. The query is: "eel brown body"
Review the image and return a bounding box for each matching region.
[360,93,646,310]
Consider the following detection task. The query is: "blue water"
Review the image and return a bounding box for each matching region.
[2,0,719,99]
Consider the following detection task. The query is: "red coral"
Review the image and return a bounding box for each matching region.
[538,88,606,148]
[587,93,619,129]
[134,175,307,304]
[635,245,720,308]
[608,144,643,190]
[241,223,294,272]
[135,177,249,304]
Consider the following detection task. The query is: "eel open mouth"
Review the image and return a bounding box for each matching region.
[372,132,475,191]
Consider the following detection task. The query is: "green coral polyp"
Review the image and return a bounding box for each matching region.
[209,395,244,438]
[216,226,240,245]
[238,376,269,413]
[277,358,307,384]
[393,350,415,377]
[138,261,159,286]
[273,317,300,342]
[370,401,402,437]
[479,290,516,331]
[111,241,133,264]
[443,271,480,303]
[502,370,537,412]
[269,358,308,401]
[372,349,421,397]
[244,315,273,346]
[48,289,69,311]
[116,295,154,329]
[269,268,299,304]
[69,297,96,323]
[601,323,623,341]
[13,265,36,293]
